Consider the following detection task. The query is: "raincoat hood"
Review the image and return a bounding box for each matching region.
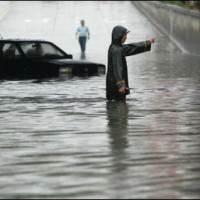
[112,25,130,43]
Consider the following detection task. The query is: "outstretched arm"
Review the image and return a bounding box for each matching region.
[123,38,155,56]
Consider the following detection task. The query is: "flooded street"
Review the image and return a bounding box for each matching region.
[0,1,200,199]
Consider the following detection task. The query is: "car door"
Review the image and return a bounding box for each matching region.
[0,42,28,79]
[19,41,60,78]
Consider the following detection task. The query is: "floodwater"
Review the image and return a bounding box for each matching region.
[0,1,200,199]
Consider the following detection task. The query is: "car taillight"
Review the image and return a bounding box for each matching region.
[59,67,72,74]
[98,66,105,74]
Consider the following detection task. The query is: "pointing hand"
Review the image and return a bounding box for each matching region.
[150,37,155,44]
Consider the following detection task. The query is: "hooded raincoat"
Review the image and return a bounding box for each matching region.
[106,26,152,100]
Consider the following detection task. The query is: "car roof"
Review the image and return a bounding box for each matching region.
[0,39,51,43]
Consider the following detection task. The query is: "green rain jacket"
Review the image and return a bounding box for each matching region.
[106,26,152,100]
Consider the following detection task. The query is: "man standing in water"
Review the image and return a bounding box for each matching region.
[106,25,155,101]
[76,19,90,54]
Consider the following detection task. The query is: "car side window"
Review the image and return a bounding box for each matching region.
[22,43,44,58]
[20,42,66,59]
[2,43,22,59]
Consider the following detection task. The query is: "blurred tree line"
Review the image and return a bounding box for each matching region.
[161,1,200,10]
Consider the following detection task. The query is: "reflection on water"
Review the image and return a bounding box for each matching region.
[107,101,129,153]
[106,102,130,199]
[80,52,86,60]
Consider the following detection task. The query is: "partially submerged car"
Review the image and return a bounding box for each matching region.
[0,39,106,79]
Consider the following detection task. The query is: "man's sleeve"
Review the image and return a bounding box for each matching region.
[76,27,80,33]
[123,40,151,56]
[112,49,126,89]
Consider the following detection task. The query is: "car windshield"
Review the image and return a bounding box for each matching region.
[20,42,67,59]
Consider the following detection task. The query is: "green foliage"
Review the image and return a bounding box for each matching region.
[195,1,200,9]
[160,0,200,11]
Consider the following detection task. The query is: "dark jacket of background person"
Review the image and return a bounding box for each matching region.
[106,26,152,101]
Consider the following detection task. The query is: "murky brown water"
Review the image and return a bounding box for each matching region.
[0,1,200,199]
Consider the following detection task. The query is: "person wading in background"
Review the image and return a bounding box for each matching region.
[76,19,90,54]
[106,25,155,101]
